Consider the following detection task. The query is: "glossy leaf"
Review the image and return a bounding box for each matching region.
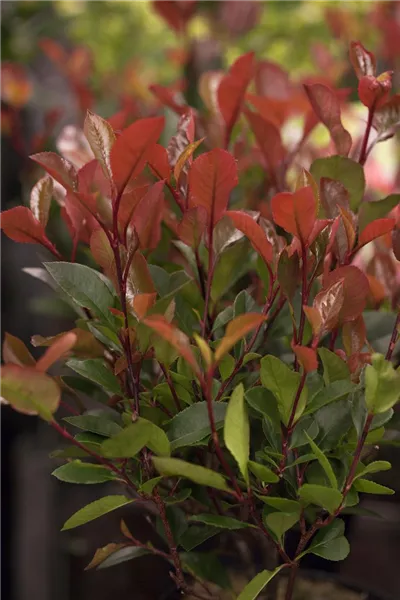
[167,401,227,450]
[224,384,249,484]
[110,116,164,193]
[303,519,349,561]
[357,218,395,249]
[174,138,204,183]
[152,457,231,492]
[188,148,238,226]
[30,151,78,191]
[30,176,53,227]
[62,495,133,530]
[52,460,117,484]
[0,206,58,254]
[322,266,369,323]
[299,483,342,514]
[292,345,318,373]
[349,41,376,79]
[84,110,115,180]
[312,279,345,335]
[271,186,316,245]
[225,210,273,264]
[248,460,279,483]
[265,511,299,541]
[1,364,60,421]
[67,358,122,395]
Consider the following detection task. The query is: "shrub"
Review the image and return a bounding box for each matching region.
[1,39,400,600]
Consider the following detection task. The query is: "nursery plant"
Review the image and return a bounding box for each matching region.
[1,39,400,600]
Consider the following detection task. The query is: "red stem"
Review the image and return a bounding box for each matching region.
[385,311,400,361]
[359,104,376,166]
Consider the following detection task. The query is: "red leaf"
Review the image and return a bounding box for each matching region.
[218,52,255,141]
[30,152,78,191]
[132,181,165,251]
[255,60,291,100]
[0,206,58,254]
[152,0,196,33]
[188,149,238,226]
[64,192,98,244]
[36,332,77,373]
[149,83,188,116]
[357,218,395,249]
[177,206,207,247]
[215,313,266,363]
[393,228,400,262]
[313,279,345,335]
[349,41,376,79]
[244,108,285,170]
[143,315,198,372]
[132,293,157,320]
[358,73,392,109]
[292,344,318,372]
[342,315,366,356]
[225,210,273,264]
[148,144,171,181]
[271,186,317,245]
[304,83,352,156]
[118,182,150,239]
[323,265,369,322]
[110,116,165,194]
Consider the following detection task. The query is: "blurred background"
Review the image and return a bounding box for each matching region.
[1,1,400,599]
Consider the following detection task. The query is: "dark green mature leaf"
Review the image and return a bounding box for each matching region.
[224,384,249,483]
[181,552,231,590]
[64,414,122,437]
[260,355,307,425]
[67,359,122,395]
[153,457,231,492]
[301,519,349,561]
[211,240,252,302]
[305,433,337,488]
[164,488,192,505]
[190,514,251,530]
[290,416,319,448]
[102,418,170,458]
[354,460,391,480]
[139,477,163,495]
[353,479,394,495]
[98,546,150,570]
[167,401,227,450]
[45,262,116,325]
[310,156,365,211]
[62,495,133,530]
[265,512,299,541]
[365,353,400,414]
[318,348,350,385]
[237,567,283,600]
[358,194,399,231]
[245,386,280,426]
[305,380,354,415]
[52,460,117,484]
[314,398,352,450]
[299,484,342,514]
[180,525,221,552]
[248,460,279,483]
[257,496,301,513]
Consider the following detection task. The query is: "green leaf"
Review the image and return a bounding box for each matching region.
[245,386,280,426]
[248,460,279,483]
[85,543,127,570]
[61,495,133,530]
[365,353,400,414]
[310,156,365,211]
[265,512,299,541]
[189,514,251,530]
[314,398,352,451]
[211,240,252,302]
[354,460,391,480]
[305,380,354,415]
[260,355,307,425]
[180,552,231,590]
[358,194,400,231]
[139,476,163,495]
[152,457,231,492]
[237,566,283,600]
[257,496,301,513]
[218,353,235,379]
[45,262,116,326]
[98,546,150,570]
[102,418,170,458]
[304,433,337,488]
[224,384,249,484]
[353,479,394,495]
[52,460,117,484]
[299,484,342,514]
[302,519,350,561]
[67,359,122,395]
[317,348,350,385]
[167,401,227,451]
[164,488,192,505]
[289,416,319,449]
[180,525,221,552]
[1,365,60,421]
[145,421,171,457]
[64,414,122,437]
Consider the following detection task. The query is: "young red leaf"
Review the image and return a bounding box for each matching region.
[174,138,204,183]
[218,52,255,143]
[271,186,317,245]
[149,83,187,116]
[292,344,318,373]
[177,206,207,248]
[244,108,285,170]
[132,293,157,320]
[323,265,369,322]
[152,0,195,33]
[30,176,53,227]
[36,332,77,373]
[110,116,165,194]
[167,110,195,169]
[148,144,171,181]
[188,149,238,226]
[313,279,345,335]
[2,333,35,367]
[342,315,366,357]
[0,206,59,256]
[358,72,393,110]
[132,181,165,251]
[225,210,273,264]
[143,315,198,372]
[357,218,395,249]
[304,83,352,156]
[215,313,266,363]
[349,41,376,79]
[64,192,98,244]
[303,306,323,338]
[30,152,78,191]
[84,110,115,180]
[255,60,291,100]
[277,249,300,302]
[337,206,356,258]
[90,228,118,288]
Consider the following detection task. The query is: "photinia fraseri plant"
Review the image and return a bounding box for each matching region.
[1,39,400,600]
